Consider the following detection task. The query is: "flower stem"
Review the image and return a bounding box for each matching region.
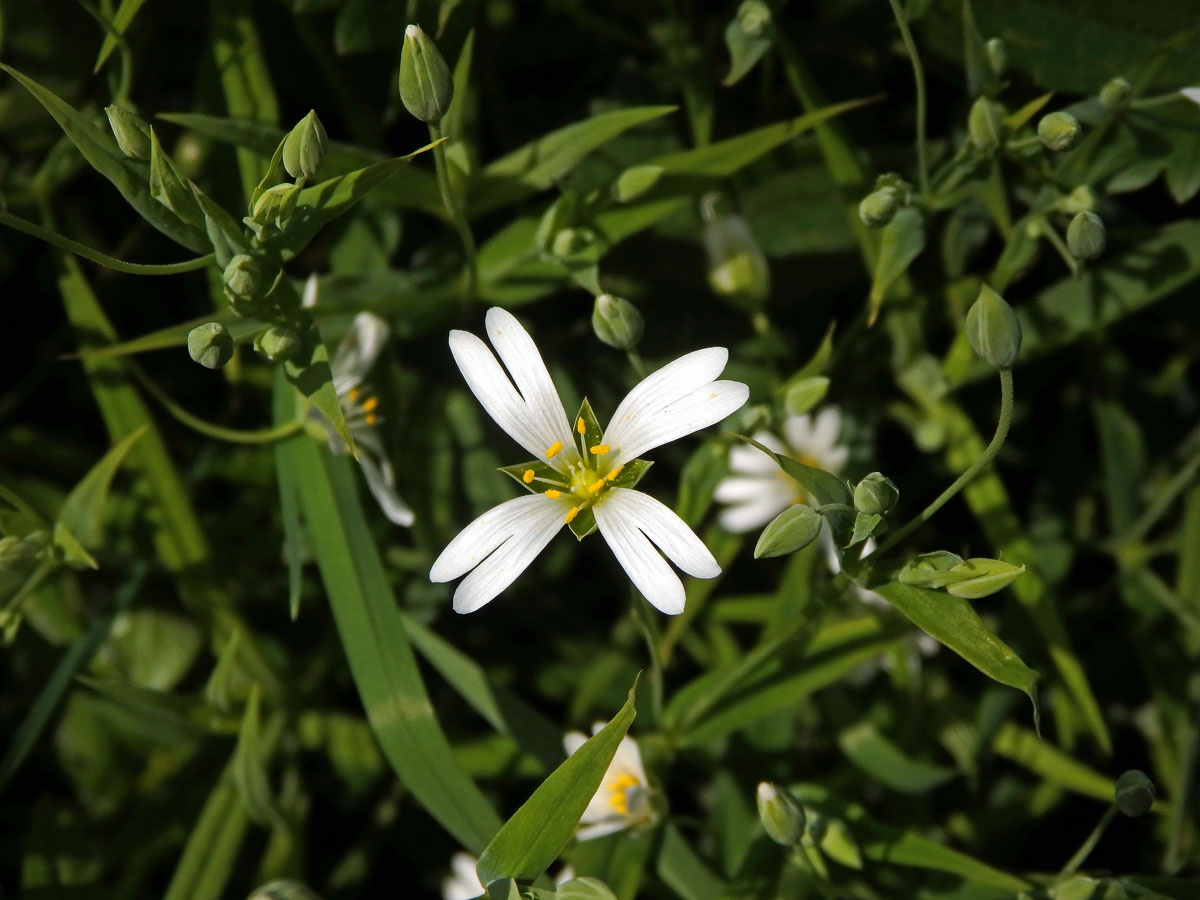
[887,0,930,197]
[632,593,665,726]
[626,347,647,379]
[877,367,1014,556]
[1058,804,1118,878]
[0,210,213,275]
[1038,215,1081,277]
[427,121,478,303]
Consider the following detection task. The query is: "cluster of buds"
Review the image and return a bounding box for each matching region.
[849,471,899,545]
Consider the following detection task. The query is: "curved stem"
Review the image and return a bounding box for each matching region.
[887,0,930,197]
[1058,804,1118,878]
[0,211,212,275]
[877,367,1014,555]
[427,121,478,303]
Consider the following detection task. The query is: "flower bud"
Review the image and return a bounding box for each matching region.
[399,24,454,123]
[738,0,771,38]
[149,129,204,227]
[592,294,644,350]
[853,472,899,516]
[246,182,300,237]
[223,254,268,313]
[1114,770,1155,817]
[1037,111,1080,152]
[985,38,1005,77]
[1061,185,1095,216]
[1066,211,1106,260]
[859,189,900,228]
[254,326,300,361]
[965,283,1022,368]
[754,504,822,558]
[0,535,39,570]
[898,550,966,587]
[187,322,234,370]
[551,226,597,259]
[282,110,328,181]
[702,196,770,310]
[105,104,152,159]
[757,782,806,846]
[1099,77,1131,112]
[944,558,1025,599]
[968,98,1004,152]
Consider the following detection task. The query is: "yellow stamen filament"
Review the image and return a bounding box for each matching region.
[608,773,640,815]
[564,506,580,524]
[606,464,624,481]
[588,478,606,494]
[347,388,360,402]
[576,417,586,434]
[589,444,610,455]
[522,469,535,483]
[364,414,378,426]
[545,489,562,499]
[545,441,563,458]
[362,396,379,412]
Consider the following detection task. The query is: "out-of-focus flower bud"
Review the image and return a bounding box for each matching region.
[1061,185,1095,216]
[188,322,234,370]
[399,24,454,123]
[254,326,300,361]
[247,879,322,900]
[223,254,275,316]
[985,38,1006,77]
[149,129,204,227]
[968,98,1005,152]
[944,558,1025,598]
[551,226,597,259]
[859,188,900,228]
[757,782,806,846]
[1099,77,1131,112]
[282,110,328,182]
[1114,770,1156,817]
[105,104,152,160]
[701,194,770,310]
[1067,211,1106,260]
[853,472,899,516]
[737,0,771,38]
[1037,111,1081,151]
[898,550,966,587]
[966,283,1022,368]
[592,294,644,350]
[754,505,823,558]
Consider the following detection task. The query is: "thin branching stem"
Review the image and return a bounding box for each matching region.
[887,0,931,197]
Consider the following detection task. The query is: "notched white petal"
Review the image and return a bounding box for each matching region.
[608,379,748,466]
[594,497,686,614]
[604,488,719,578]
[358,452,415,527]
[333,312,390,386]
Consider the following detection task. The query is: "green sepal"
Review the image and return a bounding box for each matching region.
[575,397,604,456]
[848,512,882,547]
[250,134,291,213]
[944,558,1026,599]
[498,459,567,494]
[897,550,966,588]
[608,458,653,491]
[568,506,597,541]
[190,184,252,270]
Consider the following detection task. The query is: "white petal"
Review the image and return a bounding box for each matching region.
[713,474,783,503]
[783,413,815,453]
[332,312,390,387]
[823,446,849,472]
[729,440,781,475]
[1182,87,1200,105]
[602,348,729,453]
[563,731,588,757]
[430,493,565,583]
[612,734,647,783]
[358,452,415,526]
[810,407,842,456]
[575,818,630,841]
[606,380,749,466]
[603,489,719,578]
[718,495,791,533]
[301,273,319,309]
[442,853,484,900]
[593,500,685,614]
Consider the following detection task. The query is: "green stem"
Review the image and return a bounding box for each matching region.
[0,211,213,275]
[877,367,1014,555]
[1005,135,1042,152]
[887,0,930,197]
[1132,91,1191,109]
[1038,216,1081,277]
[1058,804,1118,878]
[626,347,647,379]
[427,121,478,303]
[1122,450,1200,544]
[632,593,665,726]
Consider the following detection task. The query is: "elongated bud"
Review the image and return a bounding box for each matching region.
[754,505,823,558]
[1067,211,1105,260]
[859,189,900,228]
[187,322,234,370]
[757,782,806,846]
[944,558,1025,598]
[968,97,1004,152]
[1114,770,1155,817]
[898,550,966,587]
[282,110,328,181]
[701,194,770,309]
[254,326,300,361]
[399,24,454,123]
[985,38,1005,76]
[1037,112,1080,151]
[1099,77,1131,112]
[853,472,899,516]
[105,104,152,159]
[592,294,644,349]
[149,129,203,227]
[966,283,1022,368]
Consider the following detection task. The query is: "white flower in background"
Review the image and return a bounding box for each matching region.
[430,307,747,615]
[304,275,414,526]
[1181,87,1200,105]
[564,725,652,840]
[713,407,848,533]
[441,852,572,900]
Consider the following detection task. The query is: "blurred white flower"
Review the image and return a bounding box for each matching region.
[564,725,651,840]
[430,307,747,615]
[714,407,849,533]
[304,275,414,526]
[1181,87,1200,105]
[441,852,573,900]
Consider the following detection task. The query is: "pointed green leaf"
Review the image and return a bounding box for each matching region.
[729,433,851,508]
[837,722,956,794]
[94,0,151,72]
[55,426,147,551]
[476,678,638,886]
[232,686,284,828]
[868,207,925,322]
[284,305,354,457]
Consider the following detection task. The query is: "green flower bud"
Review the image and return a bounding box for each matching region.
[966,283,1022,368]
[105,104,152,160]
[985,38,1006,77]
[282,110,328,181]
[223,254,268,313]
[551,226,597,259]
[754,504,823,558]
[898,550,966,587]
[850,511,883,545]
[859,188,900,228]
[701,195,770,309]
[1037,111,1081,151]
[853,472,899,516]
[1061,185,1095,216]
[149,128,204,228]
[1099,77,1131,112]
[1067,211,1106,260]
[968,97,1005,152]
[757,782,806,846]
[187,322,234,370]
[245,182,300,237]
[592,293,644,350]
[1114,770,1155,817]
[737,0,771,38]
[0,535,39,570]
[254,326,301,361]
[399,24,454,123]
[944,558,1026,598]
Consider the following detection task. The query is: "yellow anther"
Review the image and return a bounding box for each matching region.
[588,478,606,494]
[589,444,611,455]
[522,469,535,484]
[545,489,562,499]
[362,396,380,412]
[564,506,580,524]
[546,441,563,458]
[364,414,379,426]
[576,417,586,434]
[608,773,640,815]
[347,387,360,403]
[606,464,624,481]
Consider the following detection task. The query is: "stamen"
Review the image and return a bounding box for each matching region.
[564,506,580,524]
[589,444,611,455]
[588,478,606,494]
[362,396,379,412]
[522,469,535,484]
[364,413,379,427]
[606,464,624,481]
[347,387,360,403]
[608,773,640,815]
[576,417,586,434]
[545,441,563,458]
[545,489,562,499]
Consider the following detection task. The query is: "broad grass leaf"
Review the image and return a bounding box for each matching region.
[655,825,729,900]
[837,722,956,794]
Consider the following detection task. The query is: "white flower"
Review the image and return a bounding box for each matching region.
[1181,87,1200,105]
[305,275,414,526]
[429,307,748,615]
[441,852,572,900]
[713,407,849,533]
[564,725,651,840]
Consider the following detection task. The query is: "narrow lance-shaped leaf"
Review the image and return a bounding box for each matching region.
[868,207,925,324]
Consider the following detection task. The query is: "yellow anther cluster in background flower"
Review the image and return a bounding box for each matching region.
[608,773,641,815]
